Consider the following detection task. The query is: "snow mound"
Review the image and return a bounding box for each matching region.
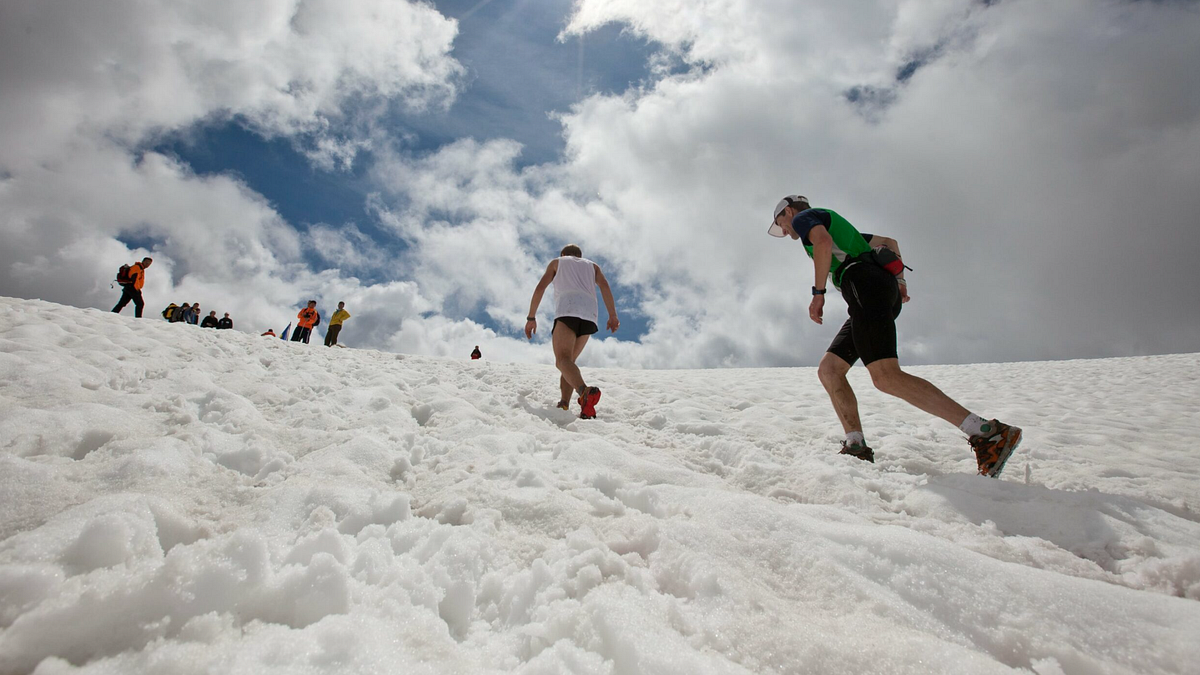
[1,297,1198,674]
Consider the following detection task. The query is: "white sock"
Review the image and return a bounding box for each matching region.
[959,413,987,437]
[845,431,865,447]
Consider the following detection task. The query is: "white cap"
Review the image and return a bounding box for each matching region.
[768,195,809,237]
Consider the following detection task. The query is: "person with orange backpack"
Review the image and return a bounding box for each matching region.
[112,257,153,317]
[291,300,320,344]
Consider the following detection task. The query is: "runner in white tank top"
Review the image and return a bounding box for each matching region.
[525,245,620,419]
[553,255,599,324]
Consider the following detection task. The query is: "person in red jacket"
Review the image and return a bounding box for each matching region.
[112,257,153,317]
[470,346,482,360]
[291,300,320,344]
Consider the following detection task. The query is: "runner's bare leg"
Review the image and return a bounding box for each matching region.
[818,352,863,434]
[553,322,588,394]
[864,358,970,425]
[557,334,589,402]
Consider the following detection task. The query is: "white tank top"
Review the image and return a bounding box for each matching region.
[553,256,599,323]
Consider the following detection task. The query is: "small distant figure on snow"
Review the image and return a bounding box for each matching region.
[525,244,619,419]
[161,303,179,321]
[292,300,319,344]
[325,301,350,347]
[111,257,153,318]
[217,313,233,330]
[200,311,219,328]
[184,303,200,325]
[470,346,482,360]
[261,329,276,337]
[767,194,1022,477]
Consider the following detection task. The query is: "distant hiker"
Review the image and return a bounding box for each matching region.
[325,301,350,347]
[161,303,179,321]
[217,313,233,330]
[768,195,1022,476]
[261,329,276,337]
[170,303,190,323]
[200,311,219,328]
[111,257,152,318]
[471,346,482,360]
[292,300,319,344]
[184,303,200,325]
[525,244,619,419]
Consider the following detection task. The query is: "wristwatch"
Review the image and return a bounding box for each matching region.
[812,286,826,296]
[527,316,536,321]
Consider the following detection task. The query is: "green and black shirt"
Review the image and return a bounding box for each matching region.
[791,208,873,289]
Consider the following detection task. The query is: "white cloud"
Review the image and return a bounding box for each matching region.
[0,0,474,343]
[368,0,1200,367]
[3,0,1199,370]
[550,0,1200,365]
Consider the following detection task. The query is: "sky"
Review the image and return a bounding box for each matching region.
[2,0,1199,368]
[2,296,1199,673]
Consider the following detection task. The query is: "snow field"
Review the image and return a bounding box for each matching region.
[0,297,1198,674]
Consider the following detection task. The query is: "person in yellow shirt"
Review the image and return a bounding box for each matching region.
[325,301,350,347]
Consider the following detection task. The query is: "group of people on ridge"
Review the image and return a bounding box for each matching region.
[111,260,351,346]
[161,302,233,329]
[524,195,1022,478]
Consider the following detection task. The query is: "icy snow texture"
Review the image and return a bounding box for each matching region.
[0,296,1198,674]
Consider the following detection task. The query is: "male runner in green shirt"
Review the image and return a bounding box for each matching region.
[769,195,1022,477]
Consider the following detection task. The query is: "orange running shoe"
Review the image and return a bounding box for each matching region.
[969,420,1023,478]
[577,387,602,419]
[556,401,570,411]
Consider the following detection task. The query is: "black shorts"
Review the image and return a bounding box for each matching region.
[827,261,902,366]
[553,316,599,337]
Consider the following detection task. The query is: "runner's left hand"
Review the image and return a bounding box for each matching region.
[607,316,620,333]
[809,295,824,325]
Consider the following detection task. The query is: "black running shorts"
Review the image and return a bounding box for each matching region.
[553,316,599,337]
[826,261,902,366]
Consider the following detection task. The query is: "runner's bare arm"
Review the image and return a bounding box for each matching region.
[808,226,834,324]
[809,226,834,289]
[525,260,558,339]
[595,265,620,333]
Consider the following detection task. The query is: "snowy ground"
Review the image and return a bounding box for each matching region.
[1,296,1198,675]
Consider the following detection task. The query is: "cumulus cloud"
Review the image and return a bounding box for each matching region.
[368,0,1200,367]
[2,0,1198,370]
[551,0,1200,365]
[0,0,471,341]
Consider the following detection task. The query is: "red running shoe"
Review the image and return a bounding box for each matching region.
[577,387,602,419]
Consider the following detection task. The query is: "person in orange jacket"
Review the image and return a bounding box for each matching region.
[291,300,320,344]
[112,257,153,317]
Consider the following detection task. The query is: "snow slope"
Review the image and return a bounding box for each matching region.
[1,296,1198,675]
